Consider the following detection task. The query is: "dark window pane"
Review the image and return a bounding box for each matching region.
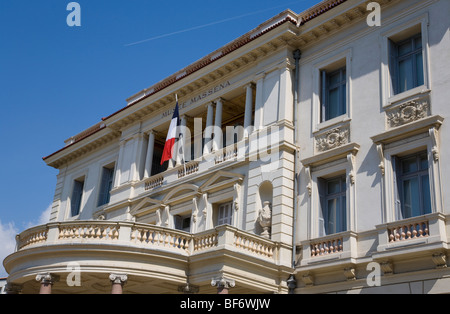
[416,52,424,86]
[402,156,418,174]
[421,175,432,215]
[402,177,419,218]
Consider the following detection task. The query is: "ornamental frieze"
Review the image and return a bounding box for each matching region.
[315,125,350,153]
[386,98,430,129]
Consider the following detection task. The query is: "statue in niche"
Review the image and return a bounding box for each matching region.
[257,201,272,239]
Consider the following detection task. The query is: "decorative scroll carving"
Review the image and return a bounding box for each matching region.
[233,183,241,212]
[377,144,385,176]
[386,99,429,128]
[347,153,356,185]
[315,126,350,152]
[305,166,312,196]
[429,127,439,162]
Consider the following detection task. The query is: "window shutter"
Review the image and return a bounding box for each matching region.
[392,156,403,220]
[321,70,327,122]
[389,39,399,95]
[71,180,84,216]
[318,178,326,237]
[98,167,114,207]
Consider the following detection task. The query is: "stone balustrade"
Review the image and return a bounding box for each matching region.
[388,220,429,243]
[15,221,284,264]
[310,237,344,257]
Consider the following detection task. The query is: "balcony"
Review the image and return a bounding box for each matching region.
[4,221,292,294]
[374,212,448,259]
[299,231,358,269]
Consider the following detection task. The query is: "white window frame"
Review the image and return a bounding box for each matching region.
[312,49,353,133]
[216,202,233,226]
[96,162,116,208]
[307,156,357,239]
[380,13,431,108]
[382,134,442,223]
[66,171,88,220]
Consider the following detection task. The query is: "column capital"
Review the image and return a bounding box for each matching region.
[244,82,255,90]
[214,97,225,104]
[205,102,215,109]
[36,273,59,285]
[211,276,235,289]
[109,273,128,285]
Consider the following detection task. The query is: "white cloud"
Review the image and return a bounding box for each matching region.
[0,220,18,278]
[25,204,52,229]
[0,204,52,278]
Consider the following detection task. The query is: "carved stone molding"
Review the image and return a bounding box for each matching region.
[381,261,394,276]
[315,125,350,153]
[386,99,430,129]
[178,282,200,294]
[343,267,356,281]
[211,276,235,289]
[301,273,314,286]
[432,252,447,269]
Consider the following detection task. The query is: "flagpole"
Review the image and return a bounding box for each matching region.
[175,94,187,177]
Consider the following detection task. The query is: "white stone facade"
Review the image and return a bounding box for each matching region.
[3,0,450,294]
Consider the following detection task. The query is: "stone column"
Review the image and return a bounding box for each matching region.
[243,83,254,138]
[36,273,59,294]
[211,276,235,294]
[143,131,155,178]
[254,73,265,131]
[212,98,223,152]
[109,273,128,294]
[203,103,214,155]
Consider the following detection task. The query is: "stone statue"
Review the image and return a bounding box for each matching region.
[258,201,272,238]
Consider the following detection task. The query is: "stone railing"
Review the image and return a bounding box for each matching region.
[15,221,287,265]
[214,144,238,165]
[234,229,276,259]
[300,231,358,266]
[309,236,344,257]
[144,174,164,190]
[58,221,120,241]
[376,213,446,252]
[388,220,429,243]
[130,223,191,252]
[177,161,200,178]
[16,225,48,250]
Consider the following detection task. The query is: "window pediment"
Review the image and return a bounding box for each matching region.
[200,171,244,194]
[162,184,200,206]
[130,197,162,218]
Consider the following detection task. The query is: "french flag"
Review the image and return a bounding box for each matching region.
[160,100,180,165]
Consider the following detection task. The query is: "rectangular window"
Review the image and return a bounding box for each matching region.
[71,177,85,217]
[390,34,424,95]
[217,202,233,226]
[395,152,431,219]
[319,176,347,235]
[321,67,347,122]
[174,215,191,232]
[97,165,115,207]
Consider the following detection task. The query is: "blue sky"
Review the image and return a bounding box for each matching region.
[0,0,320,277]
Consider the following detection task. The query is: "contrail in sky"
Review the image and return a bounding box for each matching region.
[125,1,307,47]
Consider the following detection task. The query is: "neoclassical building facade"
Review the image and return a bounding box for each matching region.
[3,0,450,294]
